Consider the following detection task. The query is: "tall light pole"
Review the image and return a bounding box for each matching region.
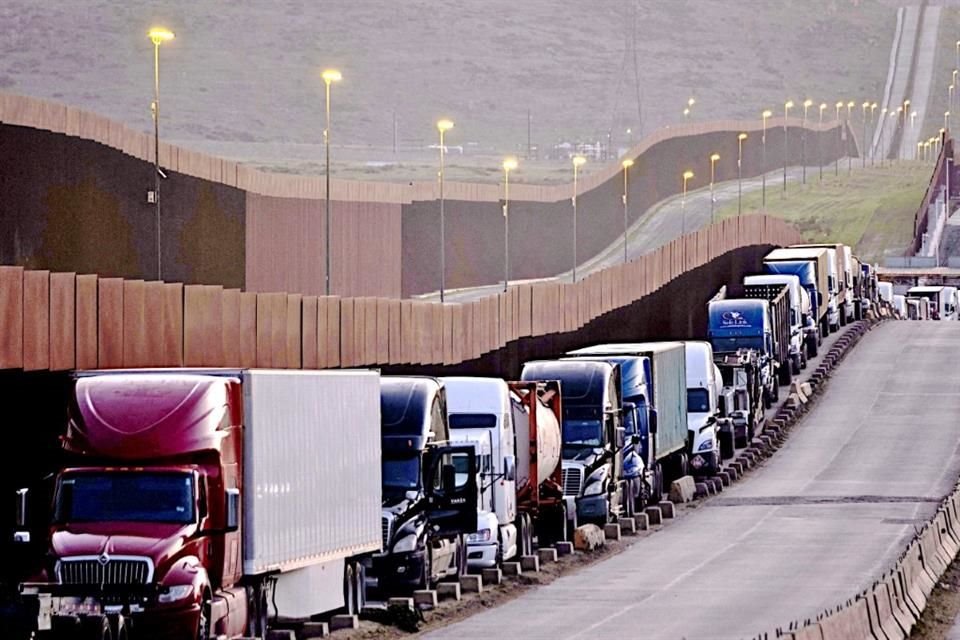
[818,103,827,182]
[895,106,903,164]
[621,158,634,263]
[846,101,855,173]
[879,107,888,166]
[910,110,917,158]
[835,101,844,176]
[947,111,952,132]
[321,69,342,295]
[148,26,174,281]
[571,155,586,283]
[953,71,959,112]
[502,157,517,291]
[801,99,812,184]
[783,100,794,194]
[681,170,694,235]
[437,118,454,302]
[709,153,720,222]
[917,141,923,162]
[762,109,772,207]
[923,141,930,163]
[737,133,747,215]
[861,101,870,168]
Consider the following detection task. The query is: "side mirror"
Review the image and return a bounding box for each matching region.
[614,426,626,449]
[441,464,457,492]
[225,488,240,533]
[650,410,659,434]
[817,292,823,306]
[503,456,516,482]
[15,488,28,529]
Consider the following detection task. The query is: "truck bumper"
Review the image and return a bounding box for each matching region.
[689,451,720,476]
[365,550,426,591]
[33,599,200,639]
[576,495,609,523]
[466,542,499,570]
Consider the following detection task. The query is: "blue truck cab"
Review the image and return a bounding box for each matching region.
[707,299,778,407]
[763,260,822,358]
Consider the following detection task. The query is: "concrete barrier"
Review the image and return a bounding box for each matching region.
[816,598,872,640]
[520,555,540,572]
[657,501,676,519]
[886,570,917,634]
[436,582,461,601]
[460,574,483,593]
[481,568,502,586]
[644,506,662,525]
[634,513,650,530]
[918,525,948,581]
[555,541,574,556]
[501,562,522,577]
[300,622,330,638]
[329,614,359,631]
[871,580,908,640]
[669,476,697,503]
[538,547,559,563]
[413,590,438,609]
[788,624,825,640]
[900,543,930,613]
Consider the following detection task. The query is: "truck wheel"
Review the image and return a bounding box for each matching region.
[522,514,534,556]
[82,616,113,640]
[418,548,433,589]
[800,350,807,369]
[457,536,468,577]
[109,615,129,640]
[808,336,818,358]
[343,564,357,615]
[196,595,212,640]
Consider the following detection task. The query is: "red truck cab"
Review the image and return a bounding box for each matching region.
[23,372,251,639]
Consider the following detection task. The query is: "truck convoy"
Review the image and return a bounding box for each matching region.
[442,377,567,569]
[19,369,391,639]
[370,377,478,594]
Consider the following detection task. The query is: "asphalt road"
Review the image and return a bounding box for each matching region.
[424,321,960,640]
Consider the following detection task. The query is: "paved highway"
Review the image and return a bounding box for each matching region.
[425,322,960,640]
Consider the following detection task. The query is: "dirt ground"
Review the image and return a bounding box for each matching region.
[910,558,960,639]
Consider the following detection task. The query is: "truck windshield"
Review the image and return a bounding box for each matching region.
[711,337,763,353]
[687,388,710,413]
[54,472,194,524]
[449,414,497,429]
[563,418,603,447]
[382,455,421,494]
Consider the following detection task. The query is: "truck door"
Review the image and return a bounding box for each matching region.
[424,445,479,537]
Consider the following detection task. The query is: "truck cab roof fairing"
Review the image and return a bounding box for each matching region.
[66,373,238,460]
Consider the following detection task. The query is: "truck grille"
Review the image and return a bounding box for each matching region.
[381,515,393,550]
[562,467,583,497]
[57,557,153,586]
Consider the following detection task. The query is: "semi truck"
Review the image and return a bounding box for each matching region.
[681,342,723,477]
[18,369,392,640]
[906,286,958,321]
[796,243,856,324]
[744,274,808,373]
[565,343,690,489]
[713,349,765,450]
[519,360,626,527]
[763,247,840,337]
[370,377,478,594]
[707,298,779,407]
[441,377,566,568]
[738,282,794,383]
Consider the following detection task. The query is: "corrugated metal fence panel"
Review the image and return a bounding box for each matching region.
[75,274,97,370]
[239,292,258,368]
[122,280,148,368]
[22,270,50,371]
[377,298,390,365]
[339,297,355,367]
[223,288,243,368]
[97,278,123,368]
[301,296,318,369]
[49,272,76,371]
[142,281,164,366]
[162,283,184,367]
[388,299,402,364]
[286,294,302,370]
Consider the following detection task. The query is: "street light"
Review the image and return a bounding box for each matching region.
[571,155,586,283]
[621,158,634,263]
[762,109,772,206]
[879,107,888,167]
[683,107,690,119]
[835,101,843,176]
[947,111,952,132]
[801,99,813,184]
[846,101,855,173]
[502,157,518,291]
[437,118,454,302]
[709,153,720,222]
[917,141,923,162]
[818,103,827,182]
[870,102,878,166]
[321,68,342,295]
[783,100,794,194]
[954,70,959,111]
[681,170,694,235]
[923,141,931,163]
[147,26,174,281]
[738,133,748,215]
[861,101,870,168]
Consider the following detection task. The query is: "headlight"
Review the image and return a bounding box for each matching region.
[582,480,606,496]
[392,533,419,553]
[467,529,492,544]
[697,439,714,452]
[158,585,193,603]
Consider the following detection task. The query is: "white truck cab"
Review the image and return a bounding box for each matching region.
[443,377,519,568]
[683,341,723,476]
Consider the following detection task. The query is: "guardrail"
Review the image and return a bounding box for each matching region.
[0,215,800,372]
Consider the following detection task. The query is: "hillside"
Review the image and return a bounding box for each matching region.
[1,0,899,181]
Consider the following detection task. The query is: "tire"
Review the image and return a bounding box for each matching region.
[720,431,735,459]
[808,335,819,358]
[772,380,780,402]
[196,595,212,640]
[110,615,129,640]
[82,616,113,640]
[523,514,534,555]
[353,562,366,614]
[624,481,636,519]
[567,504,578,540]
[343,565,356,615]
[419,547,433,589]
[800,350,808,369]
[635,479,649,512]
[650,465,664,504]
[791,355,801,376]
